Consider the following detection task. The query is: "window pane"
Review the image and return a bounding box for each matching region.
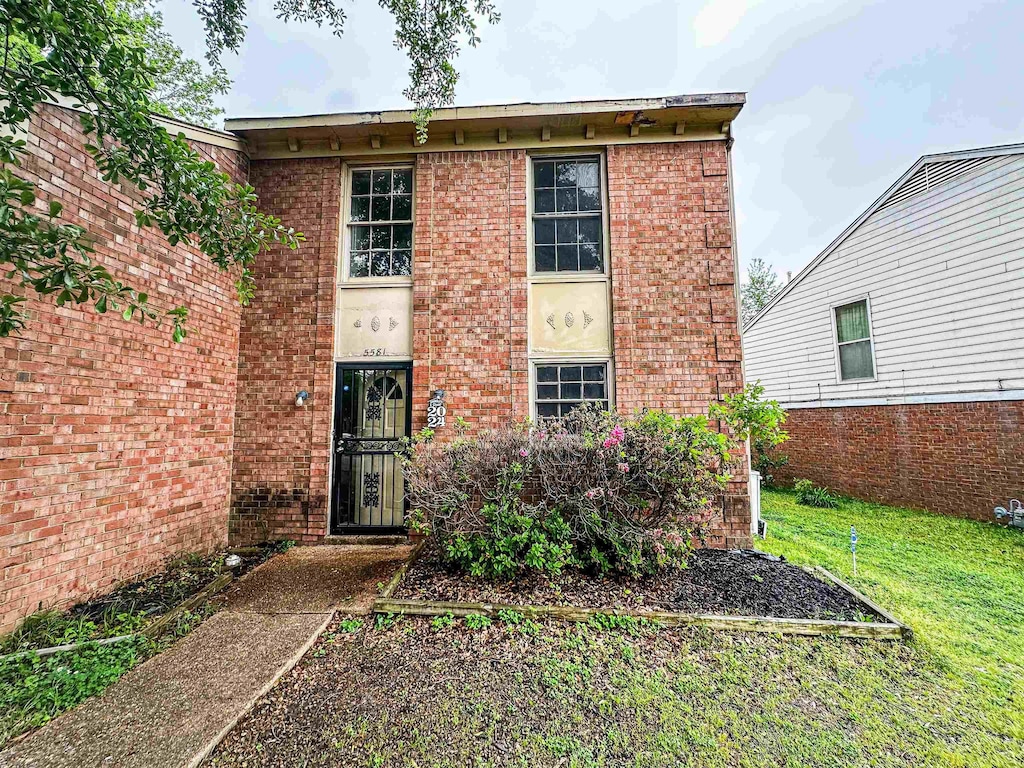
[579,243,601,271]
[560,366,582,382]
[372,170,391,195]
[555,187,576,213]
[835,300,870,343]
[583,382,605,399]
[371,226,391,249]
[578,218,601,244]
[583,365,605,382]
[534,162,554,188]
[393,169,413,194]
[371,196,391,221]
[370,252,391,277]
[535,246,556,272]
[537,384,558,400]
[577,162,599,188]
[535,188,555,213]
[537,366,558,383]
[578,186,600,212]
[534,219,555,245]
[556,244,579,271]
[351,197,370,222]
[393,224,413,250]
[839,340,874,380]
[392,194,412,221]
[537,402,559,418]
[556,161,577,186]
[352,171,371,196]
[351,227,370,251]
[391,250,411,275]
[556,219,578,244]
[560,382,582,399]
[350,252,369,277]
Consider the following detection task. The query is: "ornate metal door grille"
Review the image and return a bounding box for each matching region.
[330,363,411,533]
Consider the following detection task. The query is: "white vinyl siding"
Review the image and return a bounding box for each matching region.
[745,152,1024,405]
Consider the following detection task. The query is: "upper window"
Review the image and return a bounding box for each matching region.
[535,363,609,418]
[834,300,875,380]
[532,157,603,273]
[348,167,413,278]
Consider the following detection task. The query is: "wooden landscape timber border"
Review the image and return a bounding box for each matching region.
[372,549,912,641]
[141,571,234,639]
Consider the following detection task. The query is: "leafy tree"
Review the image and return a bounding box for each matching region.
[1,0,499,338]
[117,0,231,128]
[741,257,783,326]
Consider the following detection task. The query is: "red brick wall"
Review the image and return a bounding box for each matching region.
[411,150,530,430]
[234,141,749,548]
[607,142,749,547]
[229,158,341,544]
[0,104,246,632]
[774,401,1024,521]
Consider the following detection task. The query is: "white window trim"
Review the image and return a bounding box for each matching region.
[830,295,878,384]
[526,151,611,281]
[529,358,615,421]
[339,161,416,288]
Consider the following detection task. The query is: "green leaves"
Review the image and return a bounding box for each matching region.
[1,0,302,341]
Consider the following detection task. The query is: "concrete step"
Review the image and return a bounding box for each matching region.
[321,534,409,546]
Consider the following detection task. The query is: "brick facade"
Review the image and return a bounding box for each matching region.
[0,104,246,632]
[773,400,1024,521]
[231,141,750,549]
[229,158,341,544]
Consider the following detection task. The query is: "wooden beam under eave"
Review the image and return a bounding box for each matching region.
[287,137,300,152]
[585,124,596,139]
[540,126,551,142]
[454,128,465,145]
[497,127,508,144]
[370,134,382,149]
[629,124,640,138]
[675,121,686,135]
[329,137,340,151]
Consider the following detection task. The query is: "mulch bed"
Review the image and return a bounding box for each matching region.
[71,544,279,625]
[394,544,880,621]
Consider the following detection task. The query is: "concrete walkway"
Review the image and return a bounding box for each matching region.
[0,544,412,768]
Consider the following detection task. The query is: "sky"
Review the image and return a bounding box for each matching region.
[162,0,1024,280]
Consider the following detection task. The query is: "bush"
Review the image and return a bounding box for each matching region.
[794,479,840,508]
[405,389,786,578]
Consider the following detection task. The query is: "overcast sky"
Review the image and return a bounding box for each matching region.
[164,0,1023,280]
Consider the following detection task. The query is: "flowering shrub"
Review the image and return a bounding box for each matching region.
[403,386,786,578]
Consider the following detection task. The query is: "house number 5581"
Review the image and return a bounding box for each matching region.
[363,348,387,356]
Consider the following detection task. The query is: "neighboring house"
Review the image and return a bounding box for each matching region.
[744,143,1024,521]
[1,93,750,632]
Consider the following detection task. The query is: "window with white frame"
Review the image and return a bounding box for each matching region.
[534,362,609,418]
[532,157,603,273]
[834,299,875,380]
[348,167,413,278]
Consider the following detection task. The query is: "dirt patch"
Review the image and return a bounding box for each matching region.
[394,545,878,621]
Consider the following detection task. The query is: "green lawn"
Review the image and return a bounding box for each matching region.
[207,491,1024,768]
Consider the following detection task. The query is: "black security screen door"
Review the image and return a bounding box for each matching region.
[330,363,412,533]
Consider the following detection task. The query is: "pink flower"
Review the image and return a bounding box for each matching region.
[617,462,630,473]
[602,425,626,449]
[519,448,528,458]
[585,488,605,500]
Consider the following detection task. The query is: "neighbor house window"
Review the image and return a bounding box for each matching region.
[834,299,875,380]
[348,167,413,278]
[535,363,609,418]
[532,157,603,273]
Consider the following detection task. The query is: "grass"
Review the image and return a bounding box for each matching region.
[207,491,1024,768]
[0,544,292,749]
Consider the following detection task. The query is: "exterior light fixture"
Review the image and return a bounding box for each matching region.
[295,390,309,407]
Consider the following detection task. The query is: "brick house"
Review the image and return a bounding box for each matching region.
[744,143,1024,521]
[1,94,749,632]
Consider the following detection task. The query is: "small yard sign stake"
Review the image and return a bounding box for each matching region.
[851,526,858,576]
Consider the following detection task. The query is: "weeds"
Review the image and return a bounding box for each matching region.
[464,614,492,630]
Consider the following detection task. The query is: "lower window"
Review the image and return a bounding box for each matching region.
[535,362,609,418]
